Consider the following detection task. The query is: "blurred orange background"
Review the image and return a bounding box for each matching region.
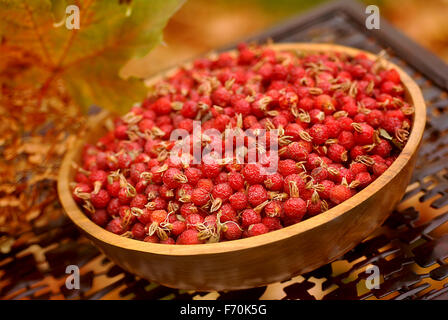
[123,0,448,78]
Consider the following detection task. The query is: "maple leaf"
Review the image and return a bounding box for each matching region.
[0,0,185,114]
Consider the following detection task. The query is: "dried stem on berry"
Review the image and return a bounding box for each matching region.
[321,199,329,212]
[83,200,95,214]
[299,131,312,142]
[288,181,300,198]
[74,187,91,200]
[355,155,375,166]
[351,122,363,133]
[395,128,409,143]
[210,197,223,213]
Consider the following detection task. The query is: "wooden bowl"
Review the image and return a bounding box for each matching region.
[58,43,426,291]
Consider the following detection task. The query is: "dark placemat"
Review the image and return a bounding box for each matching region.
[1,0,448,300]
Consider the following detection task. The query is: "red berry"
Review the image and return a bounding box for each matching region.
[138,118,154,132]
[350,162,367,175]
[243,163,265,185]
[241,209,261,228]
[234,99,251,116]
[153,97,172,115]
[278,159,299,177]
[262,217,283,230]
[247,223,269,237]
[114,125,128,140]
[327,144,348,163]
[311,166,328,182]
[285,123,304,141]
[191,187,210,206]
[106,217,127,234]
[329,185,352,205]
[130,194,147,209]
[283,198,306,220]
[300,96,315,110]
[144,235,159,243]
[137,208,152,225]
[176,229,203,244]
[107,180,120,198]
[176,184,193,202]
[264,200,283,218]
[91,190,110,209]
[150,197,167,210]
[386,109,405,121]
[342,102,358,117]
[180,203,198,217]
[162,168,184,189]
[185,213,204,229]
[318,180,335,200]
[284,174,306,195]
[171,220,187,237]
[373,162,389,176]
[184,167,202,186]
[229,191,248,211]
[264,173,284,191]
[211,87,230,106]
[197,179,214,192]
[160,237,176,244]
[353,123,374,145]
[220,203,237,222]
[150,209,168,224]
[247,184,268,207]
[279,91,298,109]
[212,183,233,201]
[325,119,342,138]
[338,131,355,150]
[307,200,323,216]
[89,170,108,185]
[131,222,146,240]
[373,139,392,158]
[228,172,245,191]
[202,158,221,178]
[338,116,354,131]
[223,222,243,240]
[107,198,120,216]
[74,172,90,185]
[350,145,366,159]
[159,185,174,199]
[287,142,309,161]
[382,117,402,134]
[384,68,401,84]
[214,172,228,184]
[72,183,92,203]
[309,124,329,145]
[315,94,336,114]
[366,109,384,128]
[181,101,198,118]
[355,172,372,188]
[91,209,108,227]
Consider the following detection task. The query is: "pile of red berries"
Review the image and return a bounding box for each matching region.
[71,43,413,244]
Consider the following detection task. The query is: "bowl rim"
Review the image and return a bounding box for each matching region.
[58,42,426,256]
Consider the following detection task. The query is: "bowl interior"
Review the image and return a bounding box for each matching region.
[58,43,426,257]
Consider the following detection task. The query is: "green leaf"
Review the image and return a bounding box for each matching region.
[0,0,186,114]
[378,128,393,140]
